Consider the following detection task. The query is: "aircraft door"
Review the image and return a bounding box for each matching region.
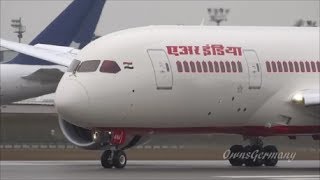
[147,49,173,90]
[243,50,262,89]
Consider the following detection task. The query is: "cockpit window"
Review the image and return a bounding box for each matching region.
[77,60,100,72]
[100,60,121,73]
[67,60,81,72]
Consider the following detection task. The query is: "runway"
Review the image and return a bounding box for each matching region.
[1,160,319,180]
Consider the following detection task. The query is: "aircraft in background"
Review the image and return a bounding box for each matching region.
[0,0,106,105]
[1,25,319,169]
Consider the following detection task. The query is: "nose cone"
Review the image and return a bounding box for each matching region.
[55,80,89,122]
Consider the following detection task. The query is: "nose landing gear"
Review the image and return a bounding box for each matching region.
[228,137,278,167]
[101,149,127,169]
[94,129,128,169]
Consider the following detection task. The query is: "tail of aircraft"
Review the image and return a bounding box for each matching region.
[7,0,106,65]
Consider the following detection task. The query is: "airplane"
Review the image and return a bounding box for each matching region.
[0,0,106,105]
[1,26,319,169]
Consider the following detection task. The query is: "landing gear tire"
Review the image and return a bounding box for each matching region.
[244,145,254,167]
[101,150,113,168]
[244,145,263,167]
[263,145,278,166]
[227,143,278,167]
[113,150,127,169]
[228,145,244,166]
[251,145,264,167]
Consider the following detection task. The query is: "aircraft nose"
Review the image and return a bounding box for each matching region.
[55,79,89,121]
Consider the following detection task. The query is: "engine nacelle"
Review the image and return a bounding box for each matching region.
[58,118,150,150]
[58,118,102,149]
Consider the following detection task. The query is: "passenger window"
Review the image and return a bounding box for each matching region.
[100,60,121,73]
[183,61,190,72]
[176,61,183,72]
[283,62,288,72]
[231,61,237,72]
[237,61,242,72]
[317,62,320,72]
[190,61,196,72]
[300,62,305,72]
[208,61,214,72]
[196,61,202,72]
[266,61,271,72]
[311,61,316,72]
[67,59,81,72]
[77,60,100,72]
[214,61,220,72]
[225,61,231,72]
[277,61,282,72]
[305,61,310,72]
[288,61,294,72]
[271,61,277,72]
[220,61,225,72]
[202,61,208,72]
[294,62,299,72]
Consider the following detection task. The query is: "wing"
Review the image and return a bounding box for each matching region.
[22,68,65,83]
[1,39,77,67]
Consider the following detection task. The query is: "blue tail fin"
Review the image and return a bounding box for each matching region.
[73,0,106,49]
[7,0,106,65]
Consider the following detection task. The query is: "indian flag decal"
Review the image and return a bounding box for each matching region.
[123,62,134,69]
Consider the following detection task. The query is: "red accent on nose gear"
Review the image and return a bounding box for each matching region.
[111,130,126,145]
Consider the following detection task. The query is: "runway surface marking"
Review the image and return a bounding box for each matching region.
[1,177,320,180]
[1,160,319,180]
[216,175,320,179]
[271,179,319,180]
[0,178,204,180]
[1,160,318,165]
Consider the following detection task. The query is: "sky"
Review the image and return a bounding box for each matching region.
[0,0,319,44]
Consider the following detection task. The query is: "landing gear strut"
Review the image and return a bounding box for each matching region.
[94,129,128,169]
[227,137,278,167]
[101,149,127,169]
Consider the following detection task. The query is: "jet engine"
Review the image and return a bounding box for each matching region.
[58,118,149,150]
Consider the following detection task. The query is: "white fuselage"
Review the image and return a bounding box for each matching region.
[55,26,319,136]
[0,64,66,104]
